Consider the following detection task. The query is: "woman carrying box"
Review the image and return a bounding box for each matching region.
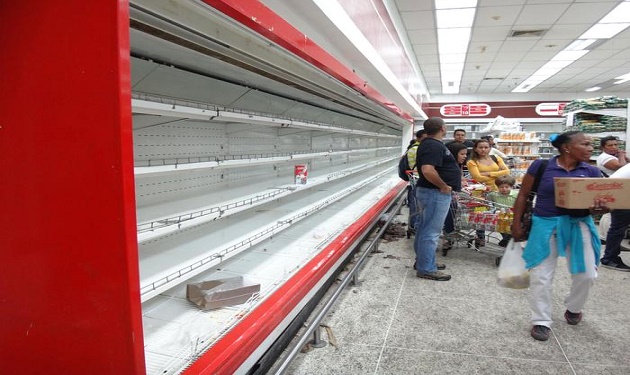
[511,131,609,342]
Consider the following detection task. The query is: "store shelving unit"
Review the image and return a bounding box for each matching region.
[3,2,410,375]
[563,103,630,158]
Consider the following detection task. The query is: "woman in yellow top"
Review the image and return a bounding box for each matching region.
[466,138,511,246]
[466,139,510,190]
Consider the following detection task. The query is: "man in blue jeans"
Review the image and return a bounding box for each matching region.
[406,129,426,233]
[414,117,462,281]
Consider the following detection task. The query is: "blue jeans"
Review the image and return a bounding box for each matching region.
[414,187,452,273]
[602,209,630,264]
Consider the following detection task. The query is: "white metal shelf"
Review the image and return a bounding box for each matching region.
[134,147,398,175]
[137,164,396,302]
[136,156,396,242]
[132,98,399,139]
[495,138,540,143]
[141,173,400,374]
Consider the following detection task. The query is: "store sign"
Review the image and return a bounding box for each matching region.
[440,103,491,117]
[535,102,567,116]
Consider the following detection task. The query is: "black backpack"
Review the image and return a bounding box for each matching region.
[398,147,417,181]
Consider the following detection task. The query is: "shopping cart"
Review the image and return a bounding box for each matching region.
[442,189,514,265]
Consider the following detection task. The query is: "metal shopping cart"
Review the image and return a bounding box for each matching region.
[442,189,514,265]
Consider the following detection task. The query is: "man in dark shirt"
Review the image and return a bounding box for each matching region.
[447,128,475,163]
[413,117,462,281]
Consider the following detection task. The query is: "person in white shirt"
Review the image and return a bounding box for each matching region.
[482,135,508,159]
[596,136,628,176]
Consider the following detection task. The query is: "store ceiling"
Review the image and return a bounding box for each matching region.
[261,0,630,111]
[396,0,630,98]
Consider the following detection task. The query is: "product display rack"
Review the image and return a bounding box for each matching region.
[2,3,410,375]
[563,98,630,159]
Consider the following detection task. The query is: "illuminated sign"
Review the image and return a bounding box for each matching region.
[440,103,491,117]
[535,102,567,116]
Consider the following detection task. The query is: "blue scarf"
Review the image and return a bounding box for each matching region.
[523,215,600,274]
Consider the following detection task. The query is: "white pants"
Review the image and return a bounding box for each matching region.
[529,222,598,328]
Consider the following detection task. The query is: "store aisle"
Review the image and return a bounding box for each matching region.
[281,208,630,375]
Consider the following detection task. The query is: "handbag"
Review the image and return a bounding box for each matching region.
[520,160,548,240]
[497,240,529,289]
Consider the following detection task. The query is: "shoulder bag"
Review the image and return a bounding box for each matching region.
[521,159,548,240]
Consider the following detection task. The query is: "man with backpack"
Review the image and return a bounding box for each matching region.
[400,129,426,235]
[414,118,460,281]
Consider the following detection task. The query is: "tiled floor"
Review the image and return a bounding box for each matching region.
[280,208,630,375]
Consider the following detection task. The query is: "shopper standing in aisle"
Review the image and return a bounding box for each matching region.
[511,131,609,341]
[481,135,508,159]
[447,128,475,148]
[442,142,469,253]
[600,163,630,271]
[595,135,629,176]
[466,138,511,246]
[406,129,427,234]
[466,139,511,190]
[413,117,461,281]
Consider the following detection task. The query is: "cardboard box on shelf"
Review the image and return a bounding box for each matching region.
[186,276,260,310]
[554,178,630,209]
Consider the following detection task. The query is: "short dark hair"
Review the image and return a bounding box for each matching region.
[600,135,618,148]
[454,128,467,135]
[495,175,516,187]
[423,117,445,135]
[416,129,426,138]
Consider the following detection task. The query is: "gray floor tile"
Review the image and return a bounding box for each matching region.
[283,208,630,375]
[376,347,574,375]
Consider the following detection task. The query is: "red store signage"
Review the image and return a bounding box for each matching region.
[535,102,567,116]
[440,103,491,117]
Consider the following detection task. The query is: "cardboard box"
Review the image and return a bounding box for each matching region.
[186,276,260,310]
[554,177,630,209]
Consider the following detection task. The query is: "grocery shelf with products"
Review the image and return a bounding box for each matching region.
[494,132,540,184]
[563,96,629,159]
[444,119,564,184]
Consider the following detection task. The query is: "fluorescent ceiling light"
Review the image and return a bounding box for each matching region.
[599,2,630,23]
[435,0,477,9]
[439,53,467,64]
[435,0,476,95]
[580,23,630,39]
[551,50,589,61]
[437,28,471,54]
[440,63,465,74]
[564,39,596,51]
[614,73,630,84]
[584,86,602,92]
[436,8,475,28]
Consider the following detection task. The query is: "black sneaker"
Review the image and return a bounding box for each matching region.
[413,261,445,270]
[600,260,630,272]
[530,325,550,341]
[417,271,451,281]
[564,310,582,325]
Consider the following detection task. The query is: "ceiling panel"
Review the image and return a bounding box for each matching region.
[393,0,630,100]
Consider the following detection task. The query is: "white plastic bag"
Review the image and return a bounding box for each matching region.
[497,240,529,289]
